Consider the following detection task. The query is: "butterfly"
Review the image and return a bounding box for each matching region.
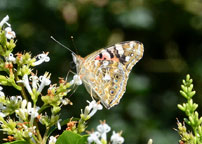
[72,41,144,109]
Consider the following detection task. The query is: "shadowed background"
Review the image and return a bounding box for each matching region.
[1,0,202,143]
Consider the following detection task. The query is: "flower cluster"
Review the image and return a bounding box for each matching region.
[63,100,103,134]
[0,15,73,143]
[87,121,124,144]
[0,15,15,39]
[0,15,125,144]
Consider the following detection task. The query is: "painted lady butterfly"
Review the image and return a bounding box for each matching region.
[72,41,144,109]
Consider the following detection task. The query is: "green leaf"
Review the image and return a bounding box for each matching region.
[3,140,27,144]
[56,131,88,144]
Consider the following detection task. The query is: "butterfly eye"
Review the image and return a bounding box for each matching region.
[114,74,120,80]
[109,88,115,96]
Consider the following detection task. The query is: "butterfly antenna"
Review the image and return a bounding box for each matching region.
[70,36,79,54]
[50,36,76,55]
[65,71,70,81]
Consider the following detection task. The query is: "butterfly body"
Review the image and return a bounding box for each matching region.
[72,41,144,109]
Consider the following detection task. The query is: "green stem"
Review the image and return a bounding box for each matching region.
[36,126,43,143]
[15,75,28,101]
[38,104,50,114]
[20,83,28,101]
[41,127,50,144]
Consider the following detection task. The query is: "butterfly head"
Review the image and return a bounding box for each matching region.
[72,53,85,73]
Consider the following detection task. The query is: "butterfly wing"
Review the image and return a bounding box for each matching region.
[80,41,144,109]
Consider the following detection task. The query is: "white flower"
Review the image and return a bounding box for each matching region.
[17,74,33,95]
[10,96,22,104]
[15,99,39,123]
[29,75,39,89]
[27,104,39,118]
[15,99,29,120]
[147,139,153,144]
[61,97,72,105]
[87,100,103,117]
[37,73,51,93]
[33,52,50,66]
[57,119,62,130]
[81,101,103,121]
[18,73,51,95]
[22,125,36,137]
[0,15,10,27]
[0,112,6,117]
[97,122,111,141]
[87,131,102,144]
[70,74,82,85]
[6,53,16,63]
[49,136,57,144]
[5,27,16,39]
[0,102,6,117]
[0,86,5,97]
[110,131,124,144]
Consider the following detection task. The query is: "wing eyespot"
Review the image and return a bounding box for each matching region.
[109,88,116,96]
[114,74,121,80]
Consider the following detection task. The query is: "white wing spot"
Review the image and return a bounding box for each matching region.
[114,69,119,73]
[102,51,110,59]
[129,42,134,48]
[94,60,99,66]
[137,44,142,55]
[125,56,130,62]
[115,44,124,55]
[103,74,111,81]
[103,61,109,66]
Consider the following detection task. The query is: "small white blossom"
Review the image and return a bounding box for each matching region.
[0,102,6,117]
[49,136,57,144]
[0,15,10,27]
[147,139,153,144]
[33,52,50,66]
[81,101,103,121]
[0,86,5,97]
[18,73,51,95]
[110,131,124,144]
[61,97,72,105]
[28,104,39,119]
[22,125,36,137]
[88,131,102,144]
[15,99,39,123]
[6,53,16,63]
[57,119,62,130]
[70,74,82,85]
[0,112,6,117]
[10,96,22,104]
[15,99,29,120]
[37,73,51,93]
[87,100,103,117]
[17,74,33,95]
[97,122,111,141]
[29,75,39,89]
[5,27,16,39]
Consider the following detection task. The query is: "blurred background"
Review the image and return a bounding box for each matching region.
[1,0,202,143]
